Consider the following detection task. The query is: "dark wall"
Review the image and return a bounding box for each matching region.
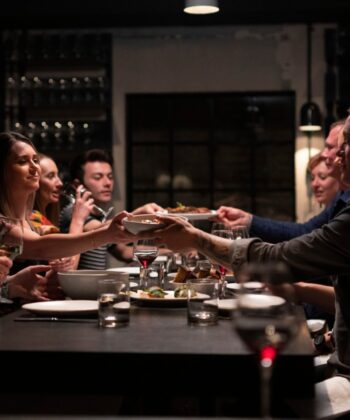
[1,0,350,29]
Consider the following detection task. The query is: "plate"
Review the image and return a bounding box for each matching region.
[205,298,237,311]
[122,214,166,234]
[226,281,263,292]
[130,290,209,307]
[22,300,98,315]
[108,267,140,276]
[158,210,217,221]
[239,294,285,309]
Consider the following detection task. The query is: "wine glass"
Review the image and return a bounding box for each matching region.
[211,223,234,278]
[0,216,24,261]
[134,239,159,289]
[233,262,300,418]
[231,225,249,240]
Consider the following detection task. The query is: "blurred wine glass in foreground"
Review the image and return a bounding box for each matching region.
[233,262,300,418]
[0,216,23,261]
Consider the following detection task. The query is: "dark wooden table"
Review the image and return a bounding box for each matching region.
[0,304,314,416]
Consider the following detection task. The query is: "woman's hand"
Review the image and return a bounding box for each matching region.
[49,257,75,272]
[107,211,138,243]
[6,265,51,301]
[0,256,13,282]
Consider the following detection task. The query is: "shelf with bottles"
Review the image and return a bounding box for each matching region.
[6,74,109,111]
[10,120,110,153]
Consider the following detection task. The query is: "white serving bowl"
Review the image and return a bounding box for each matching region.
[122,214,165,235]
[58,270,134,300]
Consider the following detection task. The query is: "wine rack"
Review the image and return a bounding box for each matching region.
[2,30,112,179]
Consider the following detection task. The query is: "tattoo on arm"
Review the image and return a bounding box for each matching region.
[196,231,233,268]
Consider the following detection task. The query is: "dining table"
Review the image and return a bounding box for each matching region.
[0,300,315,417]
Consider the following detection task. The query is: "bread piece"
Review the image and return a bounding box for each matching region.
[174,266,196,283]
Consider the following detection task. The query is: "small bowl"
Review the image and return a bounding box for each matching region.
[122,214,165,235]
[307,319,328,337]
[58,270,136,300]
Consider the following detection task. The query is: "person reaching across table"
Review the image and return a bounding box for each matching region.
[60,148,164,269]
[151,116,350,419]
[0,132,136,269]
[216,120,347,243]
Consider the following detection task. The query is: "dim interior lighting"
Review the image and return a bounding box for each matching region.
[184,0,219,15]
[299,24,322,132]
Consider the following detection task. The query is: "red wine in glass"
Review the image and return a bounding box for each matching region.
[134,250,158,269]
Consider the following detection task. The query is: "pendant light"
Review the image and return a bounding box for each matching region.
[299,24,322,132]
[184,0,219,15]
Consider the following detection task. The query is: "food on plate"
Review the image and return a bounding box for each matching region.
[173,265,221,283]
[141,286,167,299]
[140,218,162,225]
[166,202,211,214]
[174,284,197,298]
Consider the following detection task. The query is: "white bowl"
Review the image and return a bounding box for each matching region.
[122,214,165,235]
[58,270,136,300]
[307,319,327,336]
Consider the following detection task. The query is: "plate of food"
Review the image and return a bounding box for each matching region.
[158,204,217,221]
[22,300,98,315]
[130,287,209,307]
[122,214,165,235]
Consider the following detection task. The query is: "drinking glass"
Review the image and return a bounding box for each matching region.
[98,275,130,328]
[233,263,300,418]
[211,223,234,278]
[0,216,23,260]
[231,225,249,240]
[134,239,159,289]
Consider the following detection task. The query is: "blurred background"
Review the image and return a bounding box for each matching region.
[1,0,350,222]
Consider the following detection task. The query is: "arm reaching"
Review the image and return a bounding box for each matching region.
[22,212,136,260]
[216,206,252,228]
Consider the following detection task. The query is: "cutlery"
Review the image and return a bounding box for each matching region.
[15,317,96,323]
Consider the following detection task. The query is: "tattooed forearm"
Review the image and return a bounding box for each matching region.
[195,231,234,269]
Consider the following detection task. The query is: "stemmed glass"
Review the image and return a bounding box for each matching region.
[0,216,24,260]
[231,225,249,240]
[233,263,300,418]
[0,217,23,303]
[211,223,234,277]
[134,239,159,289]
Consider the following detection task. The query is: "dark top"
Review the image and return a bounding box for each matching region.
[250,189,350,243]
[231,203,350,379]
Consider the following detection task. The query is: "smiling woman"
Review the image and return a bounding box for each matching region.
[0,132,137,263]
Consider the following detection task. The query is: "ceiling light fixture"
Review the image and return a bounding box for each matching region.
[299,24,322,132]
[184,0,219,15]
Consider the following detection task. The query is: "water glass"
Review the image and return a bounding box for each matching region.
[187,279,219,326]
[143,266,163,290]
[150,261,166,287]
[98,274,130,328]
